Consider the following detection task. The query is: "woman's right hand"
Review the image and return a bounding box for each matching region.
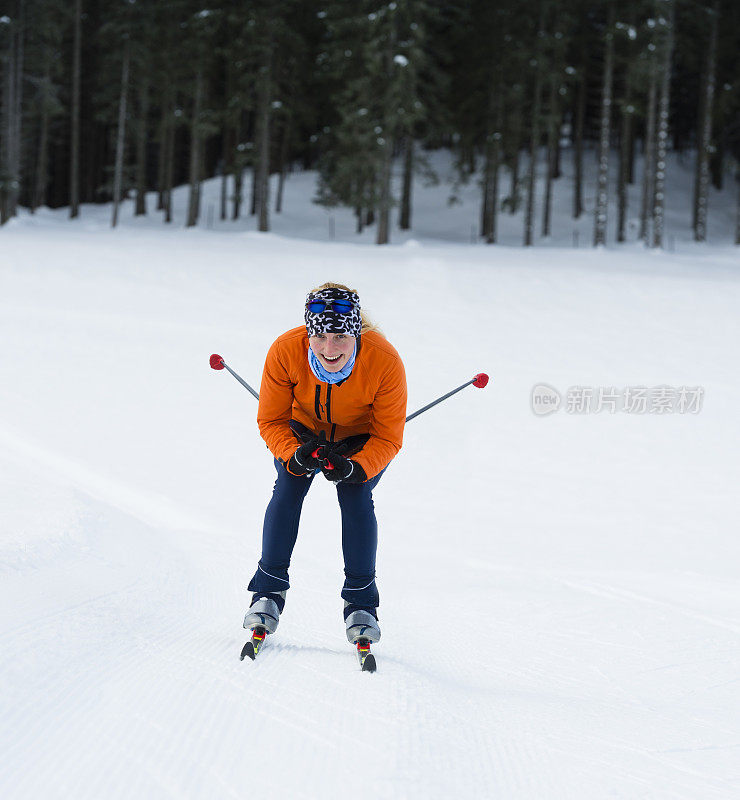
[288,431,328,475]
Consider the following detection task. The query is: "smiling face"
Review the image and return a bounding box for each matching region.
[309,332,355,372]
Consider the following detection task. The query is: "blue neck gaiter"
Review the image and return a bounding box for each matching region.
[308,341,357,384]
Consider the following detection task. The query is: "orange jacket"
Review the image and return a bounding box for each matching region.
[257,327,407,480]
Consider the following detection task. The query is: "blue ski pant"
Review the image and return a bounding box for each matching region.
[248,459,385,608]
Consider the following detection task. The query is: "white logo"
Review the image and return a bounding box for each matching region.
[531,384,562,416]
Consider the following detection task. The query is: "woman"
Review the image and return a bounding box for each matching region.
[243,282,407,645]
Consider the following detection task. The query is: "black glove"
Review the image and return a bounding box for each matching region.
[287,430,329,476]
[320,451,367,484]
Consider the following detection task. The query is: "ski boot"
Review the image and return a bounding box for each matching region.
[344,602,381,644]
[243,591,286,634]
[241,591,285,661]
[344,602,379,672]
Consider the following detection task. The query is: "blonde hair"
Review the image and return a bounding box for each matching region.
[310,282,383,335]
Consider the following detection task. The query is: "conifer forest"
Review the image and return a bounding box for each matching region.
[0,0,738,246]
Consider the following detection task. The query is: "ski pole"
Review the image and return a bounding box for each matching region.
[211,353,489,422]
[405,373,489,422]
[209,354,260,400]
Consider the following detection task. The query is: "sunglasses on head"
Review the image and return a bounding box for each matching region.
[306,298,355,314]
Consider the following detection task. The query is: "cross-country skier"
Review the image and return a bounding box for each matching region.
[243,282,407,647]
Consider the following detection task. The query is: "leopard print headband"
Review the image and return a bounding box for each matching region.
[305,287,362,338]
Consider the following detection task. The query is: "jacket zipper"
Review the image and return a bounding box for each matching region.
[315,384,335,429]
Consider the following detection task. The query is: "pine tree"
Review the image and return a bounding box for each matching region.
[639,11,659,243]
[183,7,219,228]
[26,0,65,212]
[736,165,740,245]
[593,2,615,247]
[542,12,570,239]
[616,12,638,243]
[316,1,438,243]
[393,0,439,232]
[111,36,130,228]
[524,1,547,247]
[0,4,24,224]
[69,0,81,218]
[572,65,586,219]
[651,0,675,249]
[481,75,503,243]
[315,4,384,231]
[186,66,204,228]
[253,3,275,233]
[129,1,159,218]
[542,77,558,238]
[693,1,719,242]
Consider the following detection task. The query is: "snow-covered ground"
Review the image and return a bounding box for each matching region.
[1,151,739,799]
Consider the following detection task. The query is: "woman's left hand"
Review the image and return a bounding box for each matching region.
[321,452,367,484]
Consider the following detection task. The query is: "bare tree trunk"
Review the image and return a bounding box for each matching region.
[508,149,519,213]
[481,166,489,239]
[524,104,541,246]
[506,90,522,214]
[490,137,500,243]
[163,106,175,223]
[8,0,23,218]
[482,128,501,243]
[399,136,413,230]
[70,0,82,218]
[376,137,393,245]
[639,59,658,242]
[135,78,149,216]
[32,59,52,212]
[186,69,204,228]
[482,94,501,246]
[542,77,558,238]
[255,49,273,232]
[736,166,740,245]
[275,115,291,214]
[1,3,24,223]
[694,0,719,242]
[524,6,545,247]
[651,0,675,249]
[554,111,562,179]
[593,3,614,247]
[523,4,547,245]
[233,166,243,220]
[220,169,228,221]
[710,131,724,190]
[617,66,633,242]
[33,111,50,212]
[111,41,131,228]
[692,77,704,231]
[220,124,231,221]
[156,92,169,211]
[0,18,15,224]
[573,70,586,218]
[250,165,257,215]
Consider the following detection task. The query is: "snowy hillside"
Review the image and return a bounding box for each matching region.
[1,155,739,799]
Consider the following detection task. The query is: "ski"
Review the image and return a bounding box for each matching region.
[356,639,376,672]
[241,628,376,672]
[240,627,267,661]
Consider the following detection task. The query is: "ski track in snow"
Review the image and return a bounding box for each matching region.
[2,157,740,798]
